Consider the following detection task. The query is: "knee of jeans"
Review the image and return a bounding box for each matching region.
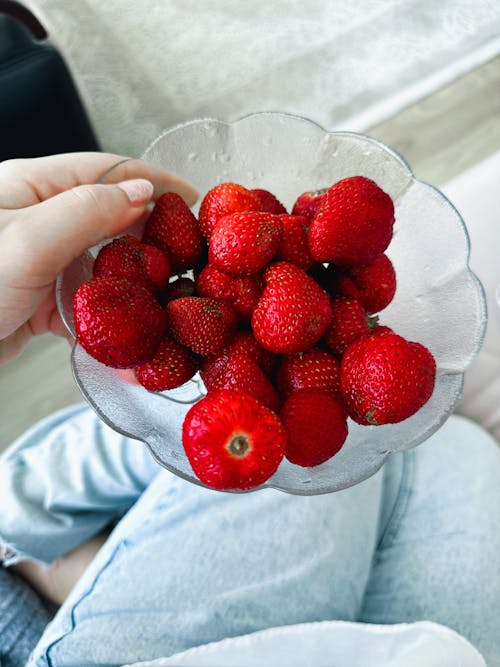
[424,414,500,472]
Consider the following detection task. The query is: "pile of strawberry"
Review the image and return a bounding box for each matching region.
[73,176,436,491]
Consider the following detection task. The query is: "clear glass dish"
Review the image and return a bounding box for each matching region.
[57,112,487,495]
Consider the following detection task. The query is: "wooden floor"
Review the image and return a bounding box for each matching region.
[1,55,500,451]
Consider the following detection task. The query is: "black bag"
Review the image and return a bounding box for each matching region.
[0,0,99,161]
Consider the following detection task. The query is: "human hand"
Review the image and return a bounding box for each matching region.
[0,152,197,365]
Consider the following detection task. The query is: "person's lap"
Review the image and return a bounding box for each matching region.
[1,407,499,666]
[26,452,384,665]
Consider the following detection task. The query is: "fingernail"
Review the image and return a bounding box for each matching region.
[117,178,154,206]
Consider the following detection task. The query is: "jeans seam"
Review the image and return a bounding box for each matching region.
[43,540,126,667]
[42,481,179,665]
[376,450,416,551]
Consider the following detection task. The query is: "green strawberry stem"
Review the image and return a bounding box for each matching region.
[366,314,379,330]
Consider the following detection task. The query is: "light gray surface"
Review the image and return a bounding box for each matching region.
[27,0,500,157]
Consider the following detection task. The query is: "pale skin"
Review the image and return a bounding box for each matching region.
[0,152,197,603]
[0,152,197,365]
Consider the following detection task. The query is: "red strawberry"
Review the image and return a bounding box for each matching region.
[229,330,276,373]
[143,192,205,272]
[210,354,280,412]
[291,188,328,219]
[334,254,396,313]
[166,297,237,356]
[140,244,173,291]
[252,262,332,354]
[201,331,276,388]
[196,265,264,322]
[309,176,395,266]
[198,183,262,239]
[196,264,234,302]
[134,336,199,391]
[276,348,341,400]
[275,214,314,270]
[251,188,287,214]
[93,235,171,293]
[323,296,372,355]
[73,277,167,368]
[182,389,287,490]
[162,276,196,304]
[200,354,230,390]
[231,275,264,321]
[340,332,436,425]
[371,324,394,336]
[280,389,348,467]
[209,211,282,276]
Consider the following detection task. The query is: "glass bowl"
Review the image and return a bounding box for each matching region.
[57,112,487,495]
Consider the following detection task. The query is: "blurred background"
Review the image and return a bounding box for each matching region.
[1,0,499,450]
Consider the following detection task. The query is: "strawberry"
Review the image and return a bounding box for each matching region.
[275,214,314,270]
[162,276,196,304]
[231,331,277,376]
[291,188,328,219]
[201,331,276,388]
[276,348,341,400]
[280,389,348,467]
[340,332,436,425]
[371,324,394,336]
[210,354,280,412]
[93,235,171,293]
[200,354,230,390]
[198,183,262,239]
[143,192,205,272]
[140,244,173,291]
[309,176,395,266]
[196,265,264,322]
[334,254,396,313]
[134,336,199,391]
[323,296,372,355]
[251,188,287,214]
[182,389,287,490]
[209,211,282,276]
[252,262,332,354]
[231,275,265,321]
[73,277,167,368]
[196,264,234,302]
[165,296,237,356]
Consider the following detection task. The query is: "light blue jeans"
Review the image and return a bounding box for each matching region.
[0,405,499,667]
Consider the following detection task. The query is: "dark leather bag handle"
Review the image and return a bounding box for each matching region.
[0,0,47,39]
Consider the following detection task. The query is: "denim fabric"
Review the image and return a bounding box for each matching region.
[0,406,498,667]
[0,404,159,565]
[0,568,53,667]
[360,415,500,663]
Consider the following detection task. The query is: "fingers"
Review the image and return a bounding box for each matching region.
[99,157,198,206]
[0,153,198,208]
[2,179,158,284]
[0,324,32,365]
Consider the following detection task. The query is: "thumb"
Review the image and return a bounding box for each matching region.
[11,178,155,281]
